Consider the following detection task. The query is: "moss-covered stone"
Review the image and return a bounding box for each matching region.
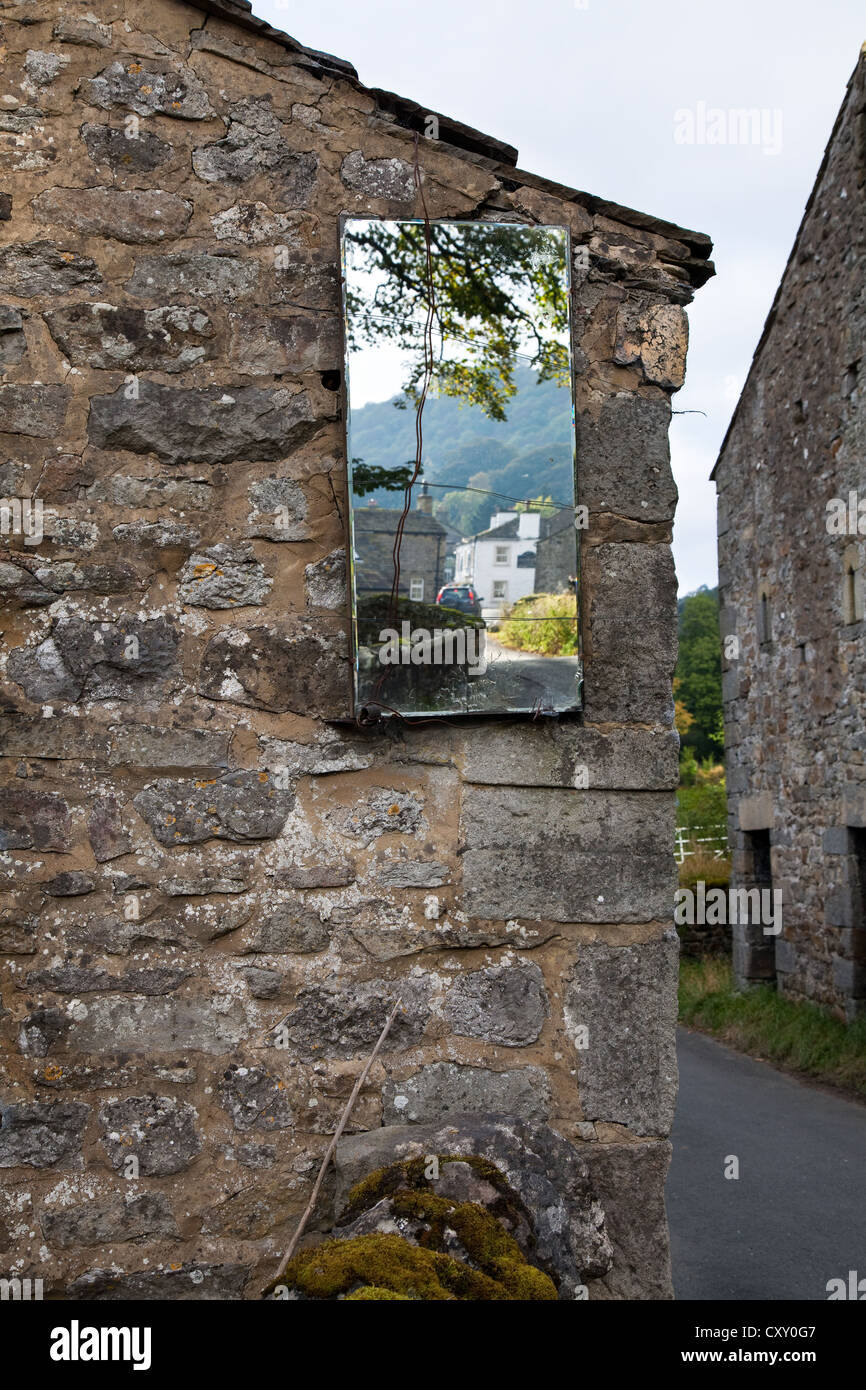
[265,1153,559,1301]
[340,1152,531,1231]
[345,1285,413,1300]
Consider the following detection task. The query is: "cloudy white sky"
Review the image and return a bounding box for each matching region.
[261,0,864,593]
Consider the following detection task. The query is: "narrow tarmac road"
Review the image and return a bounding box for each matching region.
[667,1028,866,1301]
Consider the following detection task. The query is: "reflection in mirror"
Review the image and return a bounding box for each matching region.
[342,217,581,718]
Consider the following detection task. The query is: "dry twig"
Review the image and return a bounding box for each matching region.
[271,998,402,1284]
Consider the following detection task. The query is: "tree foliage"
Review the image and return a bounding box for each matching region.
[345,221,570,423]
[351,460,417,497]
[675,586,723,760]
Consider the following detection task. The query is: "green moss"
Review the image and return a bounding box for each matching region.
[268,1153,560,1302]
[280,1232,509,1300]
[341,1153,531,1232]
[341,1155,432,1221]
[389,1188,556,1300]
[344,1286,413,1301]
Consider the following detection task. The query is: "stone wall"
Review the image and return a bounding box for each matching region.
[714,51,866,1019]
[353,505,447,598]
[0,0,713,1298]
[534,508,575,594]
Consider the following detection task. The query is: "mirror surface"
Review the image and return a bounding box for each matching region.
[342,217,581,718]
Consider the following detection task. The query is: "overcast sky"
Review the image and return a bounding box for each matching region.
[260,0,864,594]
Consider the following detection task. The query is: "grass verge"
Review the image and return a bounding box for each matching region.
[679,956,866,1100]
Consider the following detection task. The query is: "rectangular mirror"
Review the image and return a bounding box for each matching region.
[342,217,581,719]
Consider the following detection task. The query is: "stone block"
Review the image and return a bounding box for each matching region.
[107,725,230,770]
[133,770,293,845]
[340,150,414,200]
[443,962,548,1046]
[564,931,679,1136]
[828,822,856,856]
[0,1101,88,1168]
[43,1194,178,1248]
[88,381,318,467]
[576,395,675,522]
[382,1063,552,1125]
[457,723,679,790]
[71,997,249,1055]
[52,16,113,47]
[198,626,350,718]
[33,187,192,243]
[99,1096,201,1176]
[45,302,214,372]
[460,786,676,922]
[843,785,866,828]
[613,302,689,389]
[8,616,180,703]
[82,122,173,173]
[825,888,855,929]
[738,793,774,831]
[246,476,309,541]
[178,544,271,609]
[282,977,431,1059]
[228,310,340,375]
[832,955,866,999]
[0,384,69,436]
[242,902,331,954]
[88,61,215,119]
[582,544,678,725]
[774,937,798,974]
[335,1116,613,1297]
[218,1065,293,1132]
[193,97,317,198]
[0,241,101,297]
[69,1263,249,1300]
[378,860,450,888]
[125,252,259,302]
[582,1141,673,1299]
[0,786,72,852]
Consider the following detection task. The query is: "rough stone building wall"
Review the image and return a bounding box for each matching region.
[0,0,712,1298]
[535,508,576,594]
[353,506,446,598]
[714,50,866,1020]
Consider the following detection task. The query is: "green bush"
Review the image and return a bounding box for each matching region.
[677,781,728,838]
[497,592,578,656]
[679,750,698,787]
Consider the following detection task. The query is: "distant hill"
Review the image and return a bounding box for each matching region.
[349,366,575,536]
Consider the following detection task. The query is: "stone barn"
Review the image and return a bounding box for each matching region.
[0,0,713,1298]
[714,47,866,1022]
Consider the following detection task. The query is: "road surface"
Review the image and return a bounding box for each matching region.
[478,637,580,709]
[667,1027,866,1300]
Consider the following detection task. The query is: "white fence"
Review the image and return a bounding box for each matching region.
[675,826,729,864]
